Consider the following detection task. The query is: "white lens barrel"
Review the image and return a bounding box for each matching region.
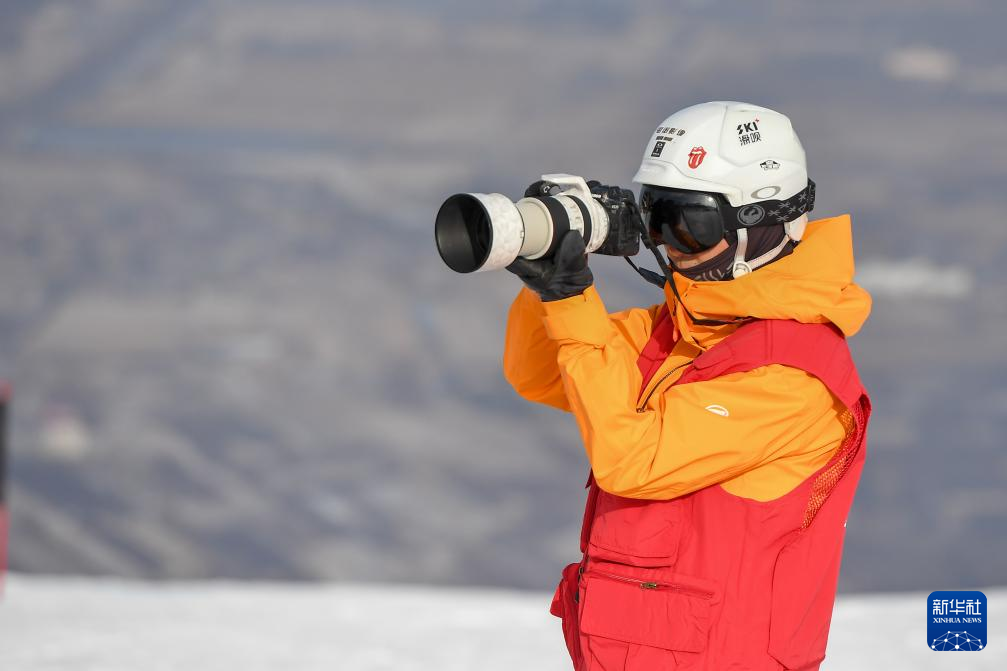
[554,194,587,238]
[588,198,610,252]
[568,195,610,253]
[515,198,553,259]
[468,193,525,272]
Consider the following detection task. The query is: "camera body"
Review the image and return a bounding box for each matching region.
[435,174,641,274]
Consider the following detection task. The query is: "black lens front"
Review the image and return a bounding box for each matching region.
[640,186,725,254]
[435,194,493,273]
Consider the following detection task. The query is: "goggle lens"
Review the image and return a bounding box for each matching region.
[640,186,724,254]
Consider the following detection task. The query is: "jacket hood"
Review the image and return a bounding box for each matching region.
[662,214,872,347]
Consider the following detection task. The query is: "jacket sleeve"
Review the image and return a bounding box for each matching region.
[503,286,659,412]
[540,287,845,500]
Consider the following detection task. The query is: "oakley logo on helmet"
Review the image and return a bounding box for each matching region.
[738,204,765,226]
[752,185,782,200]
[687,146,707,169]
[760,160,780,170]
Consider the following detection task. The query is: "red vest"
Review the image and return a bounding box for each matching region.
[550,317,871,670]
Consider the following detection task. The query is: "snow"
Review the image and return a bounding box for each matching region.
[1,575,1003,670]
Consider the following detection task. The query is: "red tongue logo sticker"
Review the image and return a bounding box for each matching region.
[687,146,707,169]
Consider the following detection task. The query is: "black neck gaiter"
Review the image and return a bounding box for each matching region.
[674,224,795,282]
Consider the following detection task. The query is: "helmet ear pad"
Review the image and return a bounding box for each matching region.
[784,213,808,242]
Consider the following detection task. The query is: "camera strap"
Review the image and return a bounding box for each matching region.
[629,206,748,328]
[624,256,666,288]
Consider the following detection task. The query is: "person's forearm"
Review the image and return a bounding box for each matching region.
[540,287,660,490]
[502,287,570,410]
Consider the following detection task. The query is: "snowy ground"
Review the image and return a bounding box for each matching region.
[0,575,1003,670]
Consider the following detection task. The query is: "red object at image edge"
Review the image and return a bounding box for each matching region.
[0,381,10,590]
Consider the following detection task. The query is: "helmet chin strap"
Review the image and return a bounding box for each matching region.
[730,228,792,278]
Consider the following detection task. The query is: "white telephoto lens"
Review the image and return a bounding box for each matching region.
[435,174,617,274]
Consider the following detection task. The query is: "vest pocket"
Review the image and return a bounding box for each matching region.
[580,562,715,659]
[588,491,689,566]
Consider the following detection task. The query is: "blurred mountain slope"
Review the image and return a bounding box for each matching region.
[1,0,1005,591]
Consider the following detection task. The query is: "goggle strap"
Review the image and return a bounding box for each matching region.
[724,180,817,232]
[624,255,666,289]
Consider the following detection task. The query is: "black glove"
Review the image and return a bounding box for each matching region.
[507,230,593,302]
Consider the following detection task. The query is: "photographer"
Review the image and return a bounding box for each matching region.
[502,102,872,670]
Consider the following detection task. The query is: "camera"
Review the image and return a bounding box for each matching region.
[434,174,642,273]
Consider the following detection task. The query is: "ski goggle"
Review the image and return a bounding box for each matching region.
[639,181,816,254]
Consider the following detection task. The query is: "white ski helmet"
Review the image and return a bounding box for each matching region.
[633,101,811,242]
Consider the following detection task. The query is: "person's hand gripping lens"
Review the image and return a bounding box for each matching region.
[505,180,601,301]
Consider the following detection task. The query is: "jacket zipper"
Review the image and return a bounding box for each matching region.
[588,569,714,599]
[636,361,692,413]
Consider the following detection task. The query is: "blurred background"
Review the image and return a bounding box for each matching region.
[1,0,1005,598]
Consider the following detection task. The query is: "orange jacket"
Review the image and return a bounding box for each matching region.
[503,214,872,501]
